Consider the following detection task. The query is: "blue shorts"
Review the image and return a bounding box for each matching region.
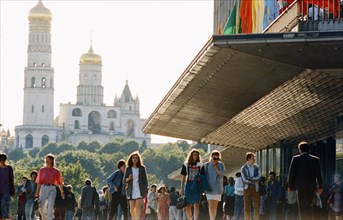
[0,193,11,218]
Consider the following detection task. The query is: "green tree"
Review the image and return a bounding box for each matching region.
[59,151,102,180]
[121,140,139,155]
[98,141,121,154]
[140,140,148,152]
[99,151,126,178]
[28,147,40,158]
[88,141,102,152]
[59,161,90,198]
[77,141,88,151]
[177,140,190,151]
[191,142,208,152]
[8,148,27,162]
[59,142,75,152]
[38,142,59,158]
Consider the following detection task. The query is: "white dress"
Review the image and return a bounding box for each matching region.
[131,167,142,199]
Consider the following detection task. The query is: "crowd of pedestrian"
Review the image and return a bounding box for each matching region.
[0,140,343,220]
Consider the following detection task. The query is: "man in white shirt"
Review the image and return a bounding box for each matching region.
[233,172,244,220]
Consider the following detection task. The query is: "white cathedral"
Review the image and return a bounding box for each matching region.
[15,0,151,149]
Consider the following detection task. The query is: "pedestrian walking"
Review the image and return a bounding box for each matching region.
[201,150,225,220]
[107,159,128,220]
[156,185,170,220]
[241,152,262,220]
[0,153,15,220]
[35,153,64,220]
[180,149,203,220]
[25,170,38,220]
[328,174,343,220]
[169,187,181,220]
[54,185,68,220]
[288,141,323,220]
[65,185,77,220]
[267,172,283,220]
[233,172,244,220]
[223,177,235,220]
[147,184,158,220]
[80,179,96,220]
[124,151,149,220]
[16,176,28,220]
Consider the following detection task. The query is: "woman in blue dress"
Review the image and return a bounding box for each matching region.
[180,149,203,220]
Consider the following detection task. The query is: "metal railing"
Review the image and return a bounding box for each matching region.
[299,0,342,21]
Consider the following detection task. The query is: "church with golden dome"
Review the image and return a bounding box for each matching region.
[15,0,151,148]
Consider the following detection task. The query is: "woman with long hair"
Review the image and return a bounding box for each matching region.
[180,149,203,220]
[202,150,225,220]
[124,151,148,220]
[35,153,64,220]
[157,186,170,220]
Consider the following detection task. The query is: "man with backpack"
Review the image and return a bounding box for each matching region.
[106,159,128,220]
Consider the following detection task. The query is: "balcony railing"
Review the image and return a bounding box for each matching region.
[264,0,343,33]
[298,0,343,31]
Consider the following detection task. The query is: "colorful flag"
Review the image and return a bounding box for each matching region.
[223,3,237,34]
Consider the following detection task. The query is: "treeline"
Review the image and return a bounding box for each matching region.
[4,138,208,198]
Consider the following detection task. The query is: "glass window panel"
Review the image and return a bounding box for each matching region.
[262,149,267,176]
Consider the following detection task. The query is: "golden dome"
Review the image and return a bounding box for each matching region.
[28,0,52,21]
[80,45,102,65]
[0,129,7,136]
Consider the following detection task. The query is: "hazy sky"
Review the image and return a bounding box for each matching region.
[0,0,213,143]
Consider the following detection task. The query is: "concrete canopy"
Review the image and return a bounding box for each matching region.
[143,31,343,151]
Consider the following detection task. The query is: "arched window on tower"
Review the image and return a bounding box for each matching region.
[74,120,80,129]
[31,105,34,113]
[31,77,36,88]
[72,108,82,117]
[42,105,44,112]
[109,121,114,131]
[25,134,33,148]
[41,135,49,147]
[42,77,46,88]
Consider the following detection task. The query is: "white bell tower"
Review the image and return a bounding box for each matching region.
[15,0,61,149]
[23,0,54,125]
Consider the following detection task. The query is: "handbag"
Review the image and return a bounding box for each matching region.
[33,198,39,211]
[176,196,187,210]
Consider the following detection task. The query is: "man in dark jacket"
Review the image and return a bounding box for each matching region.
[81,179,96,220]
[267,171,283,220]
[106,159,128,220]
[288,141,323,220]
[54,184,68,220]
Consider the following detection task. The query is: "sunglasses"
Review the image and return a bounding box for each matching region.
[213,157,220,161]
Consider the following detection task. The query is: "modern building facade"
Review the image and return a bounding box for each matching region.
[15,0,151,149]
[143,0,343,188]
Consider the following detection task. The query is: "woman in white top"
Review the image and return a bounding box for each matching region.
[124,151,148,220]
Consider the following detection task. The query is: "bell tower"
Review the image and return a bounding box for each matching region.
[23,0,54,125]
[15,0,61,149]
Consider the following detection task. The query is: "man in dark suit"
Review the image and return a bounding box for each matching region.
[288,141,323,220]
[81,179,96,220]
